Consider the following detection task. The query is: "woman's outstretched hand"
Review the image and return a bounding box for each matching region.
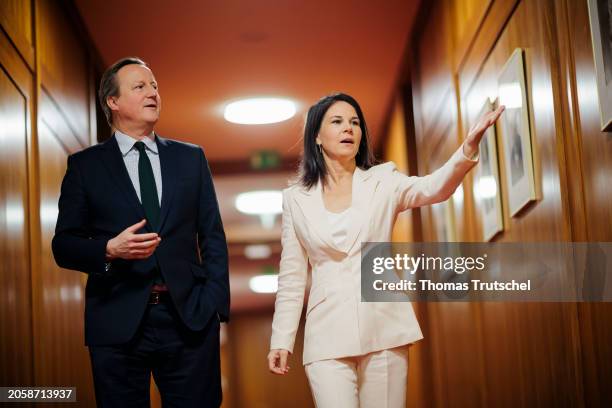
[463,104,505,159]
[268,349,291,375]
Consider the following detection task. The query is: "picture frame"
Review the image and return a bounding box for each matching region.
[475,99,504,241]
[587,0,612,131]
[498,48,537,216]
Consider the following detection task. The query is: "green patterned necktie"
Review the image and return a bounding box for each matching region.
[134,141,160,230]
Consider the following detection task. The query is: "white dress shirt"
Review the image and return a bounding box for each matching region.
[115,130,163,205]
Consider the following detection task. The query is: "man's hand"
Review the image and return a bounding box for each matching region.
[463,104,505,159]
[106,219,161,260]
[267,349,291,375]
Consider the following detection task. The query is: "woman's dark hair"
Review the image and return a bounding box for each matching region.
[298,93,376,189]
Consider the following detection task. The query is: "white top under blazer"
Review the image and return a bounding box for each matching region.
[326,209,350,247]
[270,144,478,364]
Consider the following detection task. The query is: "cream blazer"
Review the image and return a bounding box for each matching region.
[270,144,478,364]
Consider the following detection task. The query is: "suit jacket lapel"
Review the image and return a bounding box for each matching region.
[342,167,379,253]
[156,135,178,233]
[294,182,345,253]
[99,135,148,228]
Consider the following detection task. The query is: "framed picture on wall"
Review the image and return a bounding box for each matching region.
[587,0,612,131]
[498,48,537,216]
[475,99,504,241]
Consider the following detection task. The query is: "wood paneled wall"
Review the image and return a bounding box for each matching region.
[227,313,313,408]
[0,0,34,68]
[384,0,612,406]
[0,21,34,388]
[558,1,612,406]
[1,1,102,405]
[385,95,413,243]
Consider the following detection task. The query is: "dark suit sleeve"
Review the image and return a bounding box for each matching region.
[51,154,108,276]
[197,148,230,322]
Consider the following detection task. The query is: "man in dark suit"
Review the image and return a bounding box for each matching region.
[52,57,229,407]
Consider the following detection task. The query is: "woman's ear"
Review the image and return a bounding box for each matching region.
[316,136,321,145]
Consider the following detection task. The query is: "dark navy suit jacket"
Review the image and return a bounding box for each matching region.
[52,134,229,346]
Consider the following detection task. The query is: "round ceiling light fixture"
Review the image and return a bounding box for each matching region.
[223,97,296,124]
[244,244,272,260]
[235,190,282,215]
[235,190,283,229]
[249,274,278,294]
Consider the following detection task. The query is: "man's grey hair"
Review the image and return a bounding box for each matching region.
[98,57,149,126]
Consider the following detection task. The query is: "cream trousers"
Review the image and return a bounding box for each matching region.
[304,345,409,408]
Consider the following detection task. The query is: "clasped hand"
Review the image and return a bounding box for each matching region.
[105,219,161,260]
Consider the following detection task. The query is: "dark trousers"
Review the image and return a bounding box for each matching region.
[89,298,221,408]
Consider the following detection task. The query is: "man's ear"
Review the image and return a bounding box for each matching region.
[107,95,119,112]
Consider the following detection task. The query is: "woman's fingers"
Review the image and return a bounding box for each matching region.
[268,350,290,375]
[490,105,505,123]
[267,351,277,372]
[279,351,288,373]
[268,352,283,374]
[475,105,505,137]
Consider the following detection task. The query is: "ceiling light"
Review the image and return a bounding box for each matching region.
[235,190,283,229]
[244,244,272,260]
[224,98,296,124]
[249,274,278,293]
[235,190,282,215]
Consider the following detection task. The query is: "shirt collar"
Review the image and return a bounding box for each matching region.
[115,130,158,156]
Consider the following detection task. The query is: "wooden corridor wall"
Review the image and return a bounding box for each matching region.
[1,1,102,405]
[382,0,612,406]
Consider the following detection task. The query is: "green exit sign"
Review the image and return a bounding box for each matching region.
[261,265,278,275]
[250,150,280,170]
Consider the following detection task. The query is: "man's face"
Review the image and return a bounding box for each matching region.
[109,64,161,127]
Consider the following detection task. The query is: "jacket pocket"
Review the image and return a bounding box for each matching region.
[306,286,327,317]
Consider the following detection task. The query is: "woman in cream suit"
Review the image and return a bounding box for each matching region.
[267,93,504,407]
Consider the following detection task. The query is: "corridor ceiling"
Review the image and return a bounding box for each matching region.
[75,0,420,163]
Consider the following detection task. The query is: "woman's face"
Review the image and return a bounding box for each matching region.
[316,101,362,162]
